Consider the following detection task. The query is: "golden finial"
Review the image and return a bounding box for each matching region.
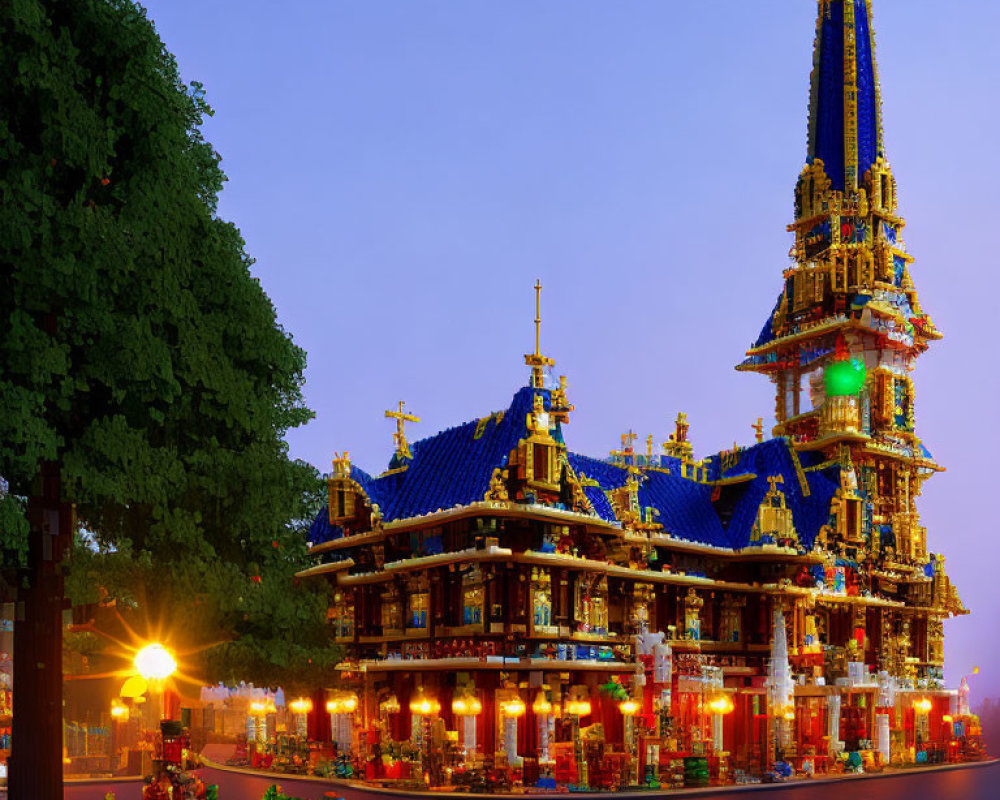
[753,417,764,443]
[524,279,555,389]
[332,451,351,479]
[646,434,654,460]
[385,401,420,460]
[621,430,638,455]
[663,412,694,461]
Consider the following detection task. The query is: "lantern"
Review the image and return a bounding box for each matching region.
[501,695,526,718]
[566,698,592,717]
[619,698,640,716]
[532,692,553,716]
[709,695,735,715]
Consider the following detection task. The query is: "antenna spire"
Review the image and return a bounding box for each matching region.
[524,279,555,389]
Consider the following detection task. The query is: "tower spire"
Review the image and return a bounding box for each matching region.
[524,279,555,389]
[807,0,883,193]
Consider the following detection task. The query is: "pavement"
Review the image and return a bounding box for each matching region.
[56,756,1000,800]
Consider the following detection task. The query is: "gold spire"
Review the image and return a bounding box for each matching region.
[753,417,764,444]
[663,412,693,461]
[524,279,555,389]
[385,401,420,460]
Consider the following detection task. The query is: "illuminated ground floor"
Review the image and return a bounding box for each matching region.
[305,658,981,792]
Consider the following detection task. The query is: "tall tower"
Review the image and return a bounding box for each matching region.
[739,0,964,681]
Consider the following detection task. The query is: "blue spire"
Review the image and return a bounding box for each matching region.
[807,0,883,192]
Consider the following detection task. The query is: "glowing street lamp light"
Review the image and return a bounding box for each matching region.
[565,698,591,718]
[289,697,313,738]
[133,643,176,726]
[133,643,176,681]
[619,699,640,717]
[709,695,735,716]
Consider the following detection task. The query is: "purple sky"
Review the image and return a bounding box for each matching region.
[140,1,999,699]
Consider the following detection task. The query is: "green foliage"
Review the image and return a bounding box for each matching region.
[0,0,336,687]
[261,785,305,800]
[0,492,29,569]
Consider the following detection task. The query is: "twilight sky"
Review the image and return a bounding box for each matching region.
[140,1,999,698]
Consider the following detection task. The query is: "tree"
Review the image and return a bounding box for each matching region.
[0,2,337,796]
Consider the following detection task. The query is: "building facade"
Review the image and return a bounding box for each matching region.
[302,0,970,790]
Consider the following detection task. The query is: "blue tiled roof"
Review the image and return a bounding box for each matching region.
[639,471,729,547]
[809,0,882,191]
[377,386,548,521]
[567,453,628,523]
[567,453,628,490]
[308,510,343,545]
[753,293,783,349]
[707,439,840,550]
[311,385,841,554]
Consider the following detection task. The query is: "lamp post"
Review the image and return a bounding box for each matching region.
[566,696,591,788]
[133,642,177,735]
[327,691,359,754]
[499,695,525,767]
[451,692,482,759]
[110,700,130,771]
[289,697,313,739]
[532,692,553,765]
[708,692,735,777]
[248,699,275,751]
[409,689,440,781]
[914,696,932,749]
[619,697,640,786]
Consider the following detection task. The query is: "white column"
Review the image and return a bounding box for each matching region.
[462,715,476,754]
[828,695,842,755]
[876,713,890,764]
[504,717,518,766]
[537,713,550,762]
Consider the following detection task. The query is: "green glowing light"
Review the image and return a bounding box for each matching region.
[824,358,867,396]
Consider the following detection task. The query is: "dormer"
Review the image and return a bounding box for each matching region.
[327,452,380,534]
[750,475,799,548]
[516,392,561,495]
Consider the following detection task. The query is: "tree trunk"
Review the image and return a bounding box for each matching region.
[10,462,71,800]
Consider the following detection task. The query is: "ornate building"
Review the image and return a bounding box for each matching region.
[301,0,971,790]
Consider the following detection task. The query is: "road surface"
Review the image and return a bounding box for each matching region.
[63,758,1000,800]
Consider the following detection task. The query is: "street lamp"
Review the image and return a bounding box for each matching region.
[133,642,176,727]
[133,643,177,682]
[452,692,482,757]
[248,698,275,750]
[289,697,313,738]
[708,693,734,754]
[566,696,591,787]
[328,691,359,754]
[619,697,641,785]
[533,691,553,764]
[500,695,526,766]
